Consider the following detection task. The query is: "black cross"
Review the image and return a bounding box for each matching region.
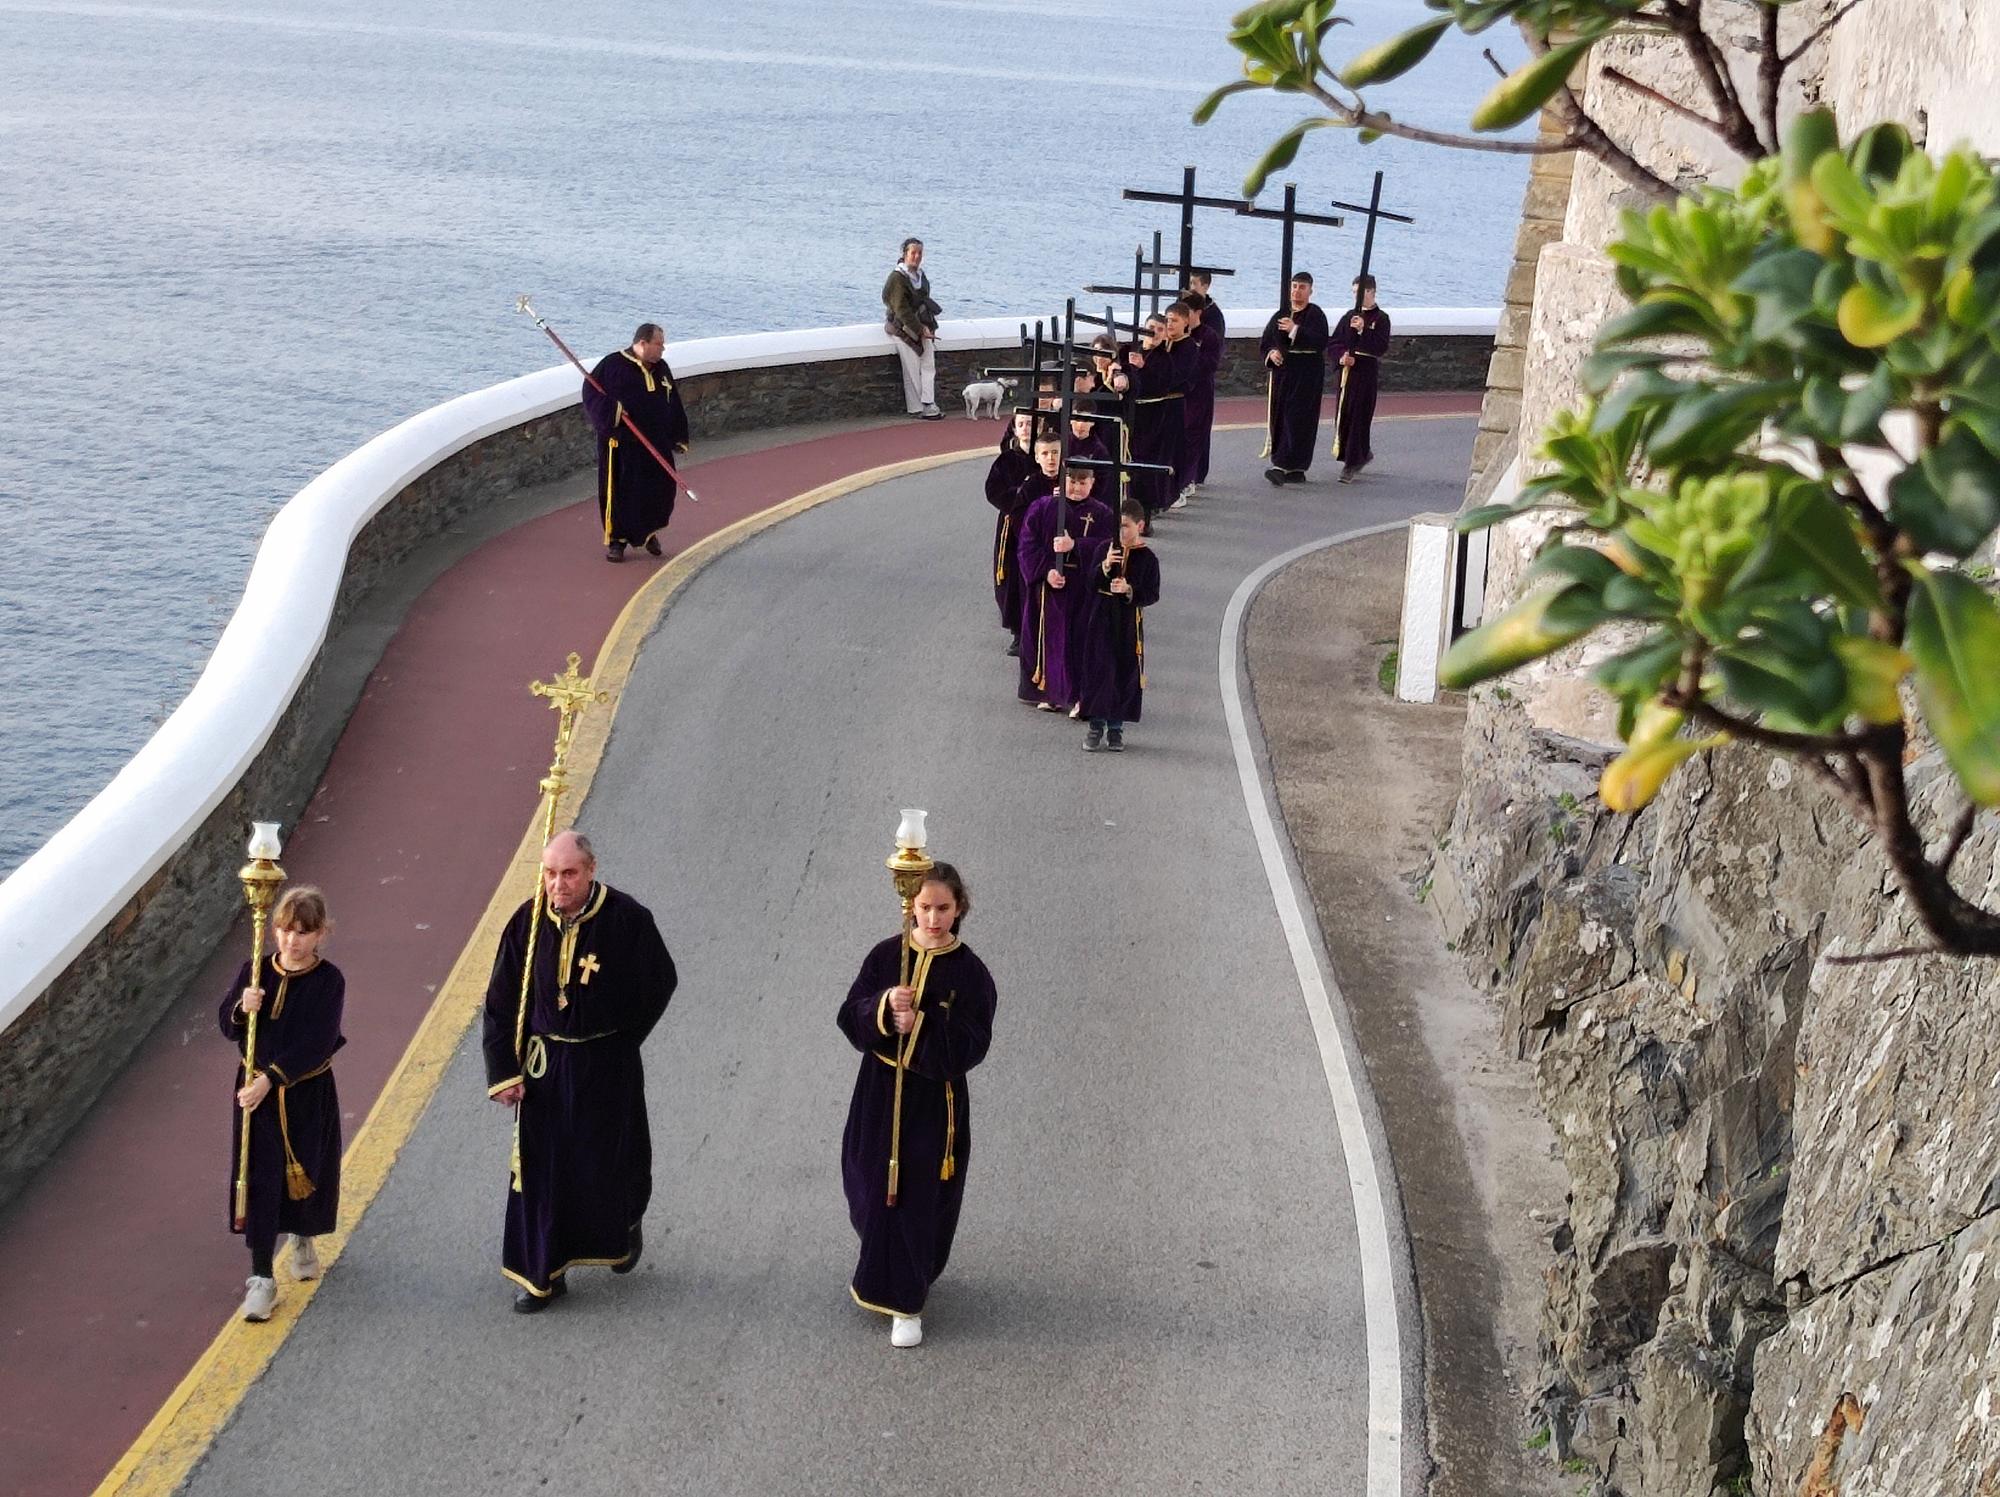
[1072,300,1146,340]
[1329,170,1415,312]
[984,320,1068,438]
[1236,183,1346,309]
[1121,165,1248,292]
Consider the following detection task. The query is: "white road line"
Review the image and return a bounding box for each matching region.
[1218,519,1414,1497]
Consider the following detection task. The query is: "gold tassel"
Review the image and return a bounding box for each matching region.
[1260,373,1274,460]
[278,1087,315,1199]
[941,1081,957,1181]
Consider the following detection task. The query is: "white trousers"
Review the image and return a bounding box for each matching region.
[895,337,937,412]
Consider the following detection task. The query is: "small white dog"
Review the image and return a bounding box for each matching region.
[961,376,1015,420]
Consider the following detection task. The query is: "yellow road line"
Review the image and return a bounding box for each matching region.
[94,443,991,1497]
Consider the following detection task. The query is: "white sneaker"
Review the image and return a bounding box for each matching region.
[290,1234,321,1281]
[1168,490,1191,511]
[890,1314,923,1348]
[240,1275,277,1322]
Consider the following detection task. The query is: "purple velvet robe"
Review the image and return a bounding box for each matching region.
[1181,321,1224,487]
[986,444,1039,631]
[1073,540,1162,724]
[838,934,997,1317]
[220,957,345,1256]
[1015,490,1112,707]
[1130,338,1192,511]
[1259,304,1329,474]
[582,351,691,545]
[1328,307,1393,467]
[480,884,677,1297]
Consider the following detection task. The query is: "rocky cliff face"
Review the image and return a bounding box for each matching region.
[1431,692,1999,1495]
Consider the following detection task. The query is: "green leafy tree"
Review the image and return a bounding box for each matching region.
[1199,0,1865,202]
[1201,4,2000,958]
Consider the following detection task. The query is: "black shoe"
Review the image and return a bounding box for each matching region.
[1264,466,1287,485]
[605,542,626,563]
[1004,635,1020,658]
[513,1276,568,1313]
[1285,470,1308,484]
[643,534,663,556]
[1107,728,1125,752]
[613,1222,642,1275]
[1084,723,1105,752]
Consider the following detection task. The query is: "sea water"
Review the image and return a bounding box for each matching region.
[0,0,1527,877]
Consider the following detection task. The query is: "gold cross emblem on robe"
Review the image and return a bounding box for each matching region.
[579,954,601,985]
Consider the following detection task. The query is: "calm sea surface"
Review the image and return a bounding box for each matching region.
[0,0,1526,877]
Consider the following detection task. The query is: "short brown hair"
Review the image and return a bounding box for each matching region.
[1119,497,1147,526]
[924,862,971,931]
[273,885,331,934]
[632,322,663,345]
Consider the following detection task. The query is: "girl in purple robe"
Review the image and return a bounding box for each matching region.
[219,886,345,1323]
[837,863,997,1348]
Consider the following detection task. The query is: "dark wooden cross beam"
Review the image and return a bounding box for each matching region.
[1072,300,1146,340]
[985,320,1069,438]
[1057,345,1170,530]
[1328,170,1415,312]
[1121,166,1250,292]
[1236,183,1346,310]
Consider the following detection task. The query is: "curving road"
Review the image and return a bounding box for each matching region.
[185,417,1474,1496]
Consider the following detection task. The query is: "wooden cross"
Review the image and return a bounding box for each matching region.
[579,954,601,986]
[1236,183,1346,310]
[1120,165,1246,292]
[1328,169,1416,313]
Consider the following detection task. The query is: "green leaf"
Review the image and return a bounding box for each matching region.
[1714,629,1847,731]
[1840,362,1894,445]
[1339,16,1453,87]
[1596,298,1706,348]
[1526,542,1621,591]
[1646,381,1788,467]
[1734,248,1823,342]
[1593,630,1685,700]
[1469,34,1596,133]
[1194,79,1261,125]
[1906,566,2000,804]
[1243,118,1331,198]
[1438,584,1598,688]
[1888,428,2000,557]
[1457,502,1528,532]
[1737,481,1883,611]
[1837,279,1924,347]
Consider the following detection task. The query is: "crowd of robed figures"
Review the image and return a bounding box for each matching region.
[213,254,1398,1352]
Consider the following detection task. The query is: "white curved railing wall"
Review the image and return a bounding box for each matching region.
[0,308,1498,1039]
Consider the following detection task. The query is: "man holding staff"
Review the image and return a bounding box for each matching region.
[582,323,691,562]
[483,831,678,1312]
[1259,272,1330,485]
[1330,274,1393,483]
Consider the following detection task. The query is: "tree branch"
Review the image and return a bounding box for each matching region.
[1663,0,1764,159]
[1756,0,1783,153]
[1601,64,1731,140]
[1481,47,1508,80]
[1299,80,1591,159]
[1939,802,1979,873]
[1783,0,1874,66]
[1857,736,2000,956]
[1550,86,1681,202]
[1674,698,1883,757]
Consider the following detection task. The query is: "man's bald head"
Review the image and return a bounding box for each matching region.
[542,831,597,916]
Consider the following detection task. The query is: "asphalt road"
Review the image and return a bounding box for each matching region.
[186,418,1474,1497]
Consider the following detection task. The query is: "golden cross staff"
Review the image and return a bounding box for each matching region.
[884,809,935,1207]
[233,822,287,1232]
[512,653,610,1072]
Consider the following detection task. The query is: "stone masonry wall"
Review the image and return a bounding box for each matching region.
[1436,5,2000,1495]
